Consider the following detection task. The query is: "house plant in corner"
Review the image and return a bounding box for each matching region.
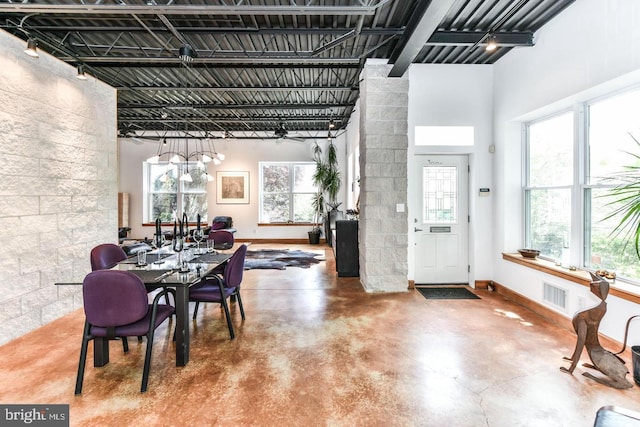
[309,138,341,245]
[308,191,323,244]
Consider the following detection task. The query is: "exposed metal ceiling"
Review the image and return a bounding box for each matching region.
[0,0,575,141]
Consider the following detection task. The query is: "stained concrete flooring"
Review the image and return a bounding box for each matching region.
[1,243,640,426]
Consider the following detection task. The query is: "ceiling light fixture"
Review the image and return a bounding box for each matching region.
[178,43,196,62]
[145,137,225,175]
[24,38,39,58]
[76,64,88,80]
[485,34,497,52]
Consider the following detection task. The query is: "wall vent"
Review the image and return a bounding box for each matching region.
[543,282,567,311]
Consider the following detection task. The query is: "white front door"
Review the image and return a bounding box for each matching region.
[413,155,469,284]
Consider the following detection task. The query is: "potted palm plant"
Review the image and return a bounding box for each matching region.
[308,191,324,244]
[309,139,341,245]
[603,135,640,257]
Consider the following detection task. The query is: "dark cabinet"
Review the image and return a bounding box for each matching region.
[334,220,359,277]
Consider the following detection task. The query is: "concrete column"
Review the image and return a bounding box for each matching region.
[358,61,408,292]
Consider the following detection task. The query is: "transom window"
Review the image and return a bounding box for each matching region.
[144,162,207,223]
[259,162,317,223]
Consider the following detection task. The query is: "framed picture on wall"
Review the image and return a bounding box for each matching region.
[216,171,249,204]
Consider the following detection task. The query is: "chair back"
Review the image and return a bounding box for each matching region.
[211,216,233,229]
[82,270,149,327]
[90,243,128,271]
[208,230,234,246]
[224,244,247,288]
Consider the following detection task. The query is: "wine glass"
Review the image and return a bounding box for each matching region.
[193,229,204,253]
[173,236,188,272]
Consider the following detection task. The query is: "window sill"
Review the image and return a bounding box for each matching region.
[257,223,315,227]
[502,253,640,304]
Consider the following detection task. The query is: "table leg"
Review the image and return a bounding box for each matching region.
[93,338,109,367]
[174,286,190,366]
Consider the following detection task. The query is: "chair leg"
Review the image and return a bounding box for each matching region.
[220,298,235,339]
[75,322,91,395]
[235,291,246,320]
[192,301,200,320]
[140,330,155,393]
[122,337,129,353]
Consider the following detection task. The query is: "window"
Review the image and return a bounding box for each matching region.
[259,162,317,223]
[524,86,640,283]
[525,112,574,261]
[144,162,208,223]
[584,88,640,280]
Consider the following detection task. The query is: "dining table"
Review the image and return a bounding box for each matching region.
[57,245,233,368]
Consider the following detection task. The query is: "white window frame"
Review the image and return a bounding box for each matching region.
[143,162,208,223]
[259,161,317,223]
[524,85,640,285]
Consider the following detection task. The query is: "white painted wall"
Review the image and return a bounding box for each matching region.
[119,135,346,240]
[407,64,494,283]
[493,0,640,343]
[0,30,118,345]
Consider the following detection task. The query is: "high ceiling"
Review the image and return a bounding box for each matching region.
[0,0,574,141]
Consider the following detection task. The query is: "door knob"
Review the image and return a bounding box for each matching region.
[414,227,423,232]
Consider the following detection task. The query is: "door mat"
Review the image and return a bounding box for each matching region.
[415,283,468,287]
[417,287,480,300]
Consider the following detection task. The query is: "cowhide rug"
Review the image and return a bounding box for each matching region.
[244,249,325,270]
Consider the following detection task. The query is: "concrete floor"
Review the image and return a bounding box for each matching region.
[1,243,640,426]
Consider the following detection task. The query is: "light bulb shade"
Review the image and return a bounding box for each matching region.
[179,43,197,62]
[146,155,160,164]
[76,64,88,80]
[485,35,497,52]
[201,154,212,163]
[216,152,225,161]
[204,173,214,182]
[213,158,222,165]
[179,172,193,182]
[169,154,181,164]
[159,173,168,183]
[197,160,205,169]
[24,38,39,57]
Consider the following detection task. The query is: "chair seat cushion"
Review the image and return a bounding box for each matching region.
[90,304,175,338]
[189,282,237,302]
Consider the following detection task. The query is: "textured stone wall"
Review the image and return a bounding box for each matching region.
[359,61,409,292]
[0,30,118,345]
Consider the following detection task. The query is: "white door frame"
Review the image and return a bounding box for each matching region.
[407,151,475,287]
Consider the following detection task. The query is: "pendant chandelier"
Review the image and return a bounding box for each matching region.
[146,137,224,182]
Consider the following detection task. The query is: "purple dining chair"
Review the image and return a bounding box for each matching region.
[90,243,128,271]
[207,229,235,248]
[90,243,134,351]
[75,270,175,394]
[189,244,247,339]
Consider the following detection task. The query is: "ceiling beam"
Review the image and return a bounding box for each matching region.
[63,57,361,66]
[118,103,352,110]
[427,31,534,47]
[116,85,355,92]
[8,25,405,36]
[388,0,457,77]
[0,5,380,16]
[122,116,339,123]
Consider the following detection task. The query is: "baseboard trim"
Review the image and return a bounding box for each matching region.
[235,238,326,244]
[474,280,491,290]
[491,280,630,360]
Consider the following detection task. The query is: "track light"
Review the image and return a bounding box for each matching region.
[76,64,88,80]
[24,38,39,58]
[485,34,497,52]
[178,43,196,62]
